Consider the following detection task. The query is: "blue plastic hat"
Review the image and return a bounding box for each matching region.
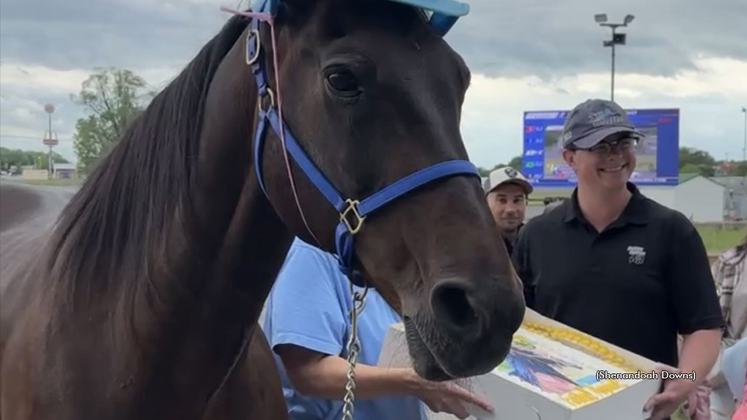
[250,0,469,35]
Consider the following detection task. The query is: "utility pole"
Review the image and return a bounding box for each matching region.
[594,14,635,102]
[43,103,58,179]
[742,106,746,162]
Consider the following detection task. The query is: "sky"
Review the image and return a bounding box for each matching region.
[1,0,746,170]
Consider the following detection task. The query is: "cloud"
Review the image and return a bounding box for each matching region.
[0,63,180,161]
[444,0,747,78]
[460,56,747,167]
[0,0,745,169]
[2,0,744,76]
[0,0,229,71]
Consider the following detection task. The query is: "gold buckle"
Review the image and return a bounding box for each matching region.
[340,199,365,235]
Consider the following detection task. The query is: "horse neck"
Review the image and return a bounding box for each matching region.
[130,46,296,409]
[39,27,295,414]
[183,26,296,323]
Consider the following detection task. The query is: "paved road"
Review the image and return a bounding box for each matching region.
[0,180,79,230]
[0,180,79,290]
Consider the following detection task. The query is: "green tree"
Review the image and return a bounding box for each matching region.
[71,67,152,173]
[478,156,523,177]
[507,156,522,170]
[717,160,747,177]
[0,147,68,172]
[678,147,716,177]
[730,161,747,176]
[678,162,701,175]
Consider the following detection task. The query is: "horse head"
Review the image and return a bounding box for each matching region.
[0,0,526,416]
[234,0,526,380]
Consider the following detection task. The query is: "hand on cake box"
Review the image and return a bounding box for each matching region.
[644,364,695,420]
[404,369,494,419]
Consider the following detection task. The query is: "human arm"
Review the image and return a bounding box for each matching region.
[275,343,492,417]
[276,344,413,399]
[677,329,721,386]
[644,216,724,420]
[666,217,723,382]
[262,241,491,417]
[645,329,721,420]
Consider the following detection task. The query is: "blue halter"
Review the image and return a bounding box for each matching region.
[248,0,479,287]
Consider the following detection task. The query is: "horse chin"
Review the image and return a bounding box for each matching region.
[402,316,454,381]
[403,313,512,381]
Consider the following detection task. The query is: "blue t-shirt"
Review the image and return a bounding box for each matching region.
[261,238,426,420]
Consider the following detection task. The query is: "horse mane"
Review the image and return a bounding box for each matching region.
[45,2,433,308]
[46,14,251,306]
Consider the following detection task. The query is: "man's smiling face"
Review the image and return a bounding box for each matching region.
[563,133,638,192]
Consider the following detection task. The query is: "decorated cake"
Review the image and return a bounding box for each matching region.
[494,321,649,409]
[378,309,664,420]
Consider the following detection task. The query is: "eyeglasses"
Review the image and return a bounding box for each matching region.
[572,137,639,155]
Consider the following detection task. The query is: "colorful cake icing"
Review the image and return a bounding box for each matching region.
[494,322,649,409]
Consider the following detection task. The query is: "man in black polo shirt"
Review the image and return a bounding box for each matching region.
[512,99,724,420]
[483,166,533,256]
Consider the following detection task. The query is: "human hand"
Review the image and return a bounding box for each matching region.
[406,370,493,419]
[643,365,696,420]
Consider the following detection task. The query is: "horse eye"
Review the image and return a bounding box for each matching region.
[325,69,361,97]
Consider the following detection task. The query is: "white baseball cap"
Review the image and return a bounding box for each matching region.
[484,166,533,195]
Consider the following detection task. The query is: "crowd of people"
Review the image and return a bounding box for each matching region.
[260,98,747,420]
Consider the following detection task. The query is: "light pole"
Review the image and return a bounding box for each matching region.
[43,103,58,179]
[742,107,746,162]
[594,13,635,102]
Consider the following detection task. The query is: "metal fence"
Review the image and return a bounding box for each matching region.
[718,176,747,221]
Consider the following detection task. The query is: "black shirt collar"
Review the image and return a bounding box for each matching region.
[503,223,524,255]
[563,182,648,227]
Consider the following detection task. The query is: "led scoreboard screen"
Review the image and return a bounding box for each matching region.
[522,108,680,187]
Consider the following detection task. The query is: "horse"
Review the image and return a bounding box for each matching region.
[0,0,526,418]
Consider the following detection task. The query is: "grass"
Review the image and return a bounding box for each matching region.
[695,223,745,255]
[20,178,83,187]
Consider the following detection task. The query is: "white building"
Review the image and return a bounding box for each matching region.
[532,174,728,223]
[640,173,725,223]
[53,163,77,178]
[636,185,676,210]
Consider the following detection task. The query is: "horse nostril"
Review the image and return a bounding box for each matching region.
[430,281,481,337]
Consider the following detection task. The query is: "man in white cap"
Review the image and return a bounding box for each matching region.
[484,166,533,256]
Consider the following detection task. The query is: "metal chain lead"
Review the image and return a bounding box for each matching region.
[341,280,368,420]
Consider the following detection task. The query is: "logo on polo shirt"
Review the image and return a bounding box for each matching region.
[627,246,646,265]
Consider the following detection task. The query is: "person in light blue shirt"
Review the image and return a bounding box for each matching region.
[261,238,491,420]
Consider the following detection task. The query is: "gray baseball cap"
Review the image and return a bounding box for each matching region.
[561,99,644,149]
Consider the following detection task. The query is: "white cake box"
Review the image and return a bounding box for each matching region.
[378,308,666,420]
